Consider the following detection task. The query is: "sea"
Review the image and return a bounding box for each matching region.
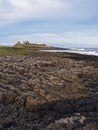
[66,48,98,56]
[42,48,98,56]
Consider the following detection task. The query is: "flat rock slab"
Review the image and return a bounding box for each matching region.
[0,52,98,129]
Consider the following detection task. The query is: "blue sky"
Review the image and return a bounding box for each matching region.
[0,0,98,47]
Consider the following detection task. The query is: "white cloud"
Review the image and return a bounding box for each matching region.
[0,31,98,47]
[0,0,98,47]
[33,33,58,37]
[0,0,97,25]
[0,0,67,25]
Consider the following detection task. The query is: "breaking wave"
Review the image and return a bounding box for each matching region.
[41,48,98,56]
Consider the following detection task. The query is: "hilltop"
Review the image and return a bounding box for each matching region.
[0,41,53,56]
[14,40,47,48]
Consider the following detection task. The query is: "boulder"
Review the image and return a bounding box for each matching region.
[26,96,40,111]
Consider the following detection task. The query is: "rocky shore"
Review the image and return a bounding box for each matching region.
[0,51,98,130]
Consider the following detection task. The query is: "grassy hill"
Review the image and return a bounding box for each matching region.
[0,43,53,56]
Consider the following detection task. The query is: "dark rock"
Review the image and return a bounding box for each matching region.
[0,50,98,129]
[0,92,4,103]
[54,102,73,114]
[2,118,17,129]
[4,92,15,104]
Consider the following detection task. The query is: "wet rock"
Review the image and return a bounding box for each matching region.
[15,96,25,107]
[43,113,86,130]
[0,92,4,103]
[4,92,15,104]
[54,102,73,114]
[6,75,21,84]
[0,51,98,129]
[2,117,17,129]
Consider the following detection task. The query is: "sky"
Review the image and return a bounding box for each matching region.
[0,0,98,48]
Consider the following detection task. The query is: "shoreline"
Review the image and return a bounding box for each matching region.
[0,47,98,129]
[40,48,98,56]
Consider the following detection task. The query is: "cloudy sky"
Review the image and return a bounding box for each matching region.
[0,0,98,47]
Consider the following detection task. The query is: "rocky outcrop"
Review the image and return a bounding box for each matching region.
[0,52,98,129]
[42,113,98,130]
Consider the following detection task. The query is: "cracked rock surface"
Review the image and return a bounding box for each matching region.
[0,52,98,129]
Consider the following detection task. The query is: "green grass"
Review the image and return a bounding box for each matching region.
[0,45,53,56]
[0,46,32,56]
[14,44,53,49]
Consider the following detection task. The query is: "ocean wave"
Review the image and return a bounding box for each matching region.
[70,48,85,51]
[66,50,98,56]
[77,51,98,56]
[40,49,98,56]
